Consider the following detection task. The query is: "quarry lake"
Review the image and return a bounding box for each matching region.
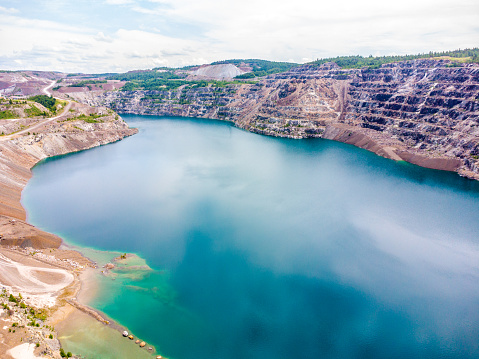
[23,115,479,359]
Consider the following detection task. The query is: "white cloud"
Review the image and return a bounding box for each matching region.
[0,0,478,72]
[157,0,479,61]
[0,13,211,72]
[131,5,164,15]
[95,32,114,43]
[104,0,134,4]
[0,6,19,14]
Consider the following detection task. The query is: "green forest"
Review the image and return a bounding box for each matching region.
[109,65,257,92]
[69,80,107,87]
[108,69,189,91]
[121,78,252,92]
[310,48,479,69]
[107,48,479,92]
[107,59,297,84]
[107,70,185,82]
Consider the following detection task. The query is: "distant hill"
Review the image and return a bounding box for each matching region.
[96,49,479,92]
[104,59,298,90]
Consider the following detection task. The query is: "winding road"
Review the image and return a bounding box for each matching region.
[0,80,72,142]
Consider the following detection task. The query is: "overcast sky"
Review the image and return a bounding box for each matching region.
[0,0,478,73]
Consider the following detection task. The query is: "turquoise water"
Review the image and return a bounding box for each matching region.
[23,115,479,359]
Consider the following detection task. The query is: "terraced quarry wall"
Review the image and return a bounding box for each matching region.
[68,59,479,180]
[342,60,479,177]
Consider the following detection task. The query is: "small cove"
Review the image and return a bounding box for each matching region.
[23,115,479,359]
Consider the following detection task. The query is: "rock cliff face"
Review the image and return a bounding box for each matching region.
[0,100,137,248]
[340,60,479,177]
[70,59,479,180]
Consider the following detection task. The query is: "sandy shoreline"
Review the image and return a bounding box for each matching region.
[0,246,87,358]
[0,83,149,357]
[0,149,160,358]
[54,249,160,358]
[0,244,160,358]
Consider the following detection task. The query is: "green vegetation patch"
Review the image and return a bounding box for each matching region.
[189,80,253,88]
[29,95,57,112]
[309,48,479,69]
[0,110,16,119]
[108,65,260,91]
[61,112,105,123]
[107,70,185,82]
[74,113,105,123]
[120,77,186,92]
[69,80,107,88]
[121,78,254,92]
[60,348,73,357]
[25,104,45,117]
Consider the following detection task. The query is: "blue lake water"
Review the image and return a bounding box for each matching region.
[23,115,479,359]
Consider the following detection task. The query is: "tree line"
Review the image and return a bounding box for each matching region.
[310,48,479,69]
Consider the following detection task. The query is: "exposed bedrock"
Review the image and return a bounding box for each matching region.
[72,59,479,180]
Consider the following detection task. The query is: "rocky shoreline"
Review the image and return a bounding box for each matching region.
[71,58,479,181]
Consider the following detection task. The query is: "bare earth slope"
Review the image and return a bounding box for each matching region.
[0,246,89,359]
[76,59,479,180]
[0,73,137,248]
[189,64,246,79]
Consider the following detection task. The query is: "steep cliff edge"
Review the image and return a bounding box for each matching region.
[64,59,479,181]
[339,60,479,178]
[0,96,137,248]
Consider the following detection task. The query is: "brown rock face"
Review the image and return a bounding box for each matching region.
[0,215,62,248]
[82,59,479,180]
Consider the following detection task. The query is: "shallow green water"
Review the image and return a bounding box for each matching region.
[23,115,479,359]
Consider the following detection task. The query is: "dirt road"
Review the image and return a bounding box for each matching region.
[0,82,71,142]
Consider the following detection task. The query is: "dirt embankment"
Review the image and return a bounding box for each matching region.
[0,82,137,249]
[321,123,464,172]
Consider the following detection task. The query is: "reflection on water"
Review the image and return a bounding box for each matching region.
[24,116,479,359]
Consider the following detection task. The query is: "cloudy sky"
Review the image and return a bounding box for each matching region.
[0,0,478,73]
